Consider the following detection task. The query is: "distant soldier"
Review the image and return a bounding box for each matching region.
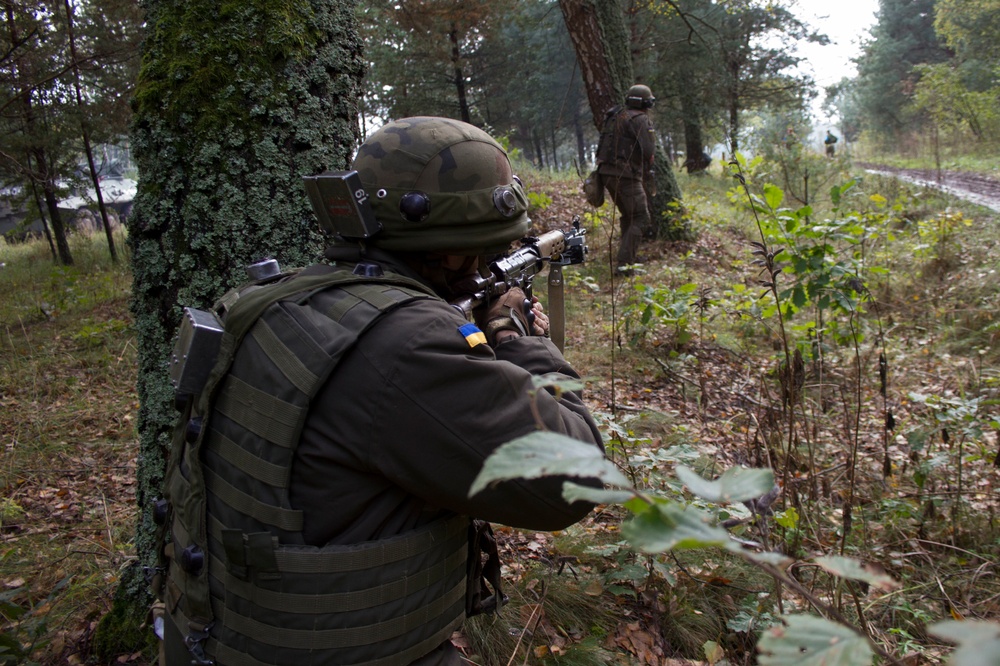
[825,130,839,157]
[595,84,657,273]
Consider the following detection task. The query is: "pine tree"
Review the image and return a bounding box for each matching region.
[558,0,685,239]
[855,0,950,140]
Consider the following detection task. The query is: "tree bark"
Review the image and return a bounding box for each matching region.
[678,65,709,174]
[449,22,471,123]
[557,0,626,129]
[533,129,545,168]
[24,161,57,261]
[36,149,73,265]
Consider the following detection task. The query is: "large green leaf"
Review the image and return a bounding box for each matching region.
[758,615,873,666]
[814,556,901,591]
[929,620,1000,666]
[620,500,736,553]
[764,183,785,210]
[469,432,630,497]
[745,551,794,569]
[562,481,635,505]
[675,465,775,503]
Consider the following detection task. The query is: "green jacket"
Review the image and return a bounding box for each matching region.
[292,263,601,546]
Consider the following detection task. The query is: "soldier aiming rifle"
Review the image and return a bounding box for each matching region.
[151,116,604,666]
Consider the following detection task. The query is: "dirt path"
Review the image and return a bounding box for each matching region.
[857,162,1000,212]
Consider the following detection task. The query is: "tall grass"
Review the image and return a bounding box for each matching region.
[0,229,130,328]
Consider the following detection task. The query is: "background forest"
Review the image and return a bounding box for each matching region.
[2,0,1000,665]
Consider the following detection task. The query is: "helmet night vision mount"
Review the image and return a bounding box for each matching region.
[626,84,656,110]
[303,170,383,242]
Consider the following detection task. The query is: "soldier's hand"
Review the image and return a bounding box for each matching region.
[480,287,535,346]
[529,298,549,337]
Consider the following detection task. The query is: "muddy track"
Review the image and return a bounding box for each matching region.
[856,162,1000,212]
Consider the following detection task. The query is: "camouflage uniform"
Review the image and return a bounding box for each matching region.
[596,87,657,268]
[157,117,603,666]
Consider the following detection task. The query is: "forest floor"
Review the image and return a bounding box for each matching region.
[2,157,999,666]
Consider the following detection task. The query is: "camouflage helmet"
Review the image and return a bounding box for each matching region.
[626,84,655,110]
[352,116,530,255]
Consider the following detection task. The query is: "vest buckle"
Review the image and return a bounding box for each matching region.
[184,623,214,665]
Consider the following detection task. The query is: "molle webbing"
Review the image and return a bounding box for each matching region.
[596,107,645,172]
[165,269,468,665]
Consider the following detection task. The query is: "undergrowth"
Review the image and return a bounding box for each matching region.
[2,158,1000,665]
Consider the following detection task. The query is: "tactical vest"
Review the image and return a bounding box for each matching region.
[595,106,648,179]
[154,266,470,666]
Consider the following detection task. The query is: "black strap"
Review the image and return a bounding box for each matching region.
[465,520,506,616]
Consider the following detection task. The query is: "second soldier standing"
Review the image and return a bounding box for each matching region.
[595,84,658,274]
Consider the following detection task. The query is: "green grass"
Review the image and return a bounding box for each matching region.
[0,230,130,328]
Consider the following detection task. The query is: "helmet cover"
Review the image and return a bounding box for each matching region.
[626,84,655,109]
[352,116,530,255]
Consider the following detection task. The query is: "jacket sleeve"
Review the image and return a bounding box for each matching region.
[635,114,657,167]
[353,300,604,531]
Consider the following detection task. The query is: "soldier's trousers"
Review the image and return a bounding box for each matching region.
[603,175,650,267]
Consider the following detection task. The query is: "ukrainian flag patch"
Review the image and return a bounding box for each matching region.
[459,323,487,348]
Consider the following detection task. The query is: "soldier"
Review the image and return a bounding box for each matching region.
[153,116,604,666]
[596,84,658,272]
[825,130,839,157]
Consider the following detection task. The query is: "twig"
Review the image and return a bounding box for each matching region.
[652,356,701,389]
[101,490,114,552]
[506,601,542,666]
[909,538,996,562]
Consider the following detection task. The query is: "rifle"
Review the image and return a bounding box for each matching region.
[449,218,588,352]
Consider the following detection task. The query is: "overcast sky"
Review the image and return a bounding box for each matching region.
[793,0,881,123]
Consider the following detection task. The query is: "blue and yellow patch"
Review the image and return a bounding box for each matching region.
[459,323,487,348]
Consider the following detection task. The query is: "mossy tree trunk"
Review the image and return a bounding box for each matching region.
[94,0,365,658]
[557,0,687,240]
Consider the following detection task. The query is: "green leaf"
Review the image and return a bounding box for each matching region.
[775,507,799,529]
[791,285,807,309]
[620,501,735,553]
[763,183,785,210]
[562,481,634,505]
[830,184,842,206]
[928,620,1000,666]
[675,465,775,503]
[469,432,630,497]
[814,556,901,591]
[758,615,874,666]
[530,373,586,393]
